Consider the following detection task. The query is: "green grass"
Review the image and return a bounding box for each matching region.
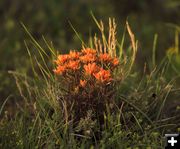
[0,19,180,149]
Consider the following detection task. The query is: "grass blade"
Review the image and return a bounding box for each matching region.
[0,95,12,116]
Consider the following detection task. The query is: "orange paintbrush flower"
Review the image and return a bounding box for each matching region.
[80,54,96,63]
[69,50,80,59]
[80,80,87,87]
[53,65,66,75]
[66,60,80,70]
[82,48,97,55]
[55,54,70,64]
[93,68,112,83]
[99,53,112,62]
[84,63,99,75]
[112,58,119,66]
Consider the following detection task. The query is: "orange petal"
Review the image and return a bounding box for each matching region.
[80,80,87,87]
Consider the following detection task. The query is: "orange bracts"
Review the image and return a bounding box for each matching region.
[80,54,96,63]
[69,51,80,60]
[80,80,87,87]
[54,48,119,83]
[99,53,112,62]
[93,68,112,83]
[55,54,69,65]
[84,63,99,75]
[82,48,97,55]
[53,65,66,74]
[112,58,119,66]
[66,60,80,70]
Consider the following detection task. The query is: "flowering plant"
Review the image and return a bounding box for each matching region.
[53,48,120,120]
[52,19,137,124]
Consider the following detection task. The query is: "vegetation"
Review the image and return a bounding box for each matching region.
[1,16,180,148]
[0,1,180,148]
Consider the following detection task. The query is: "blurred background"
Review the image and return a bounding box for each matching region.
[0,0,180,103]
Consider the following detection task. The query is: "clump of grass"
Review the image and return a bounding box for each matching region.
[0,18,179,148]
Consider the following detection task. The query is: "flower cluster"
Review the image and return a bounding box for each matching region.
[54,48,119,85]
[53,48,120,122]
